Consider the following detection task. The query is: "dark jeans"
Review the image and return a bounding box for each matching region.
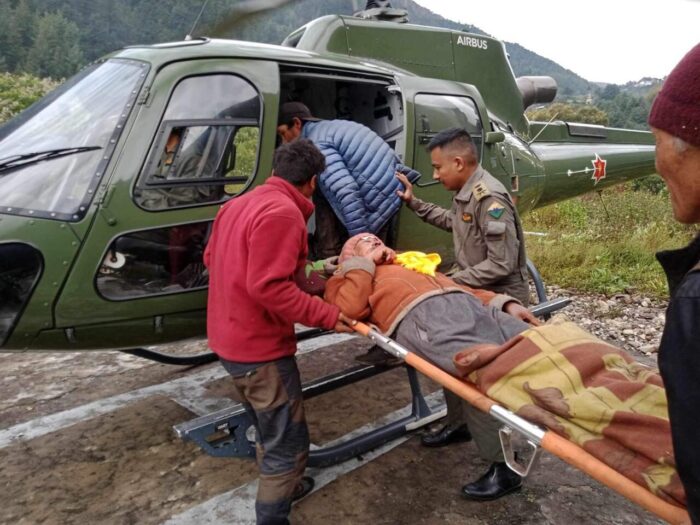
[221,356,308,525]
[311,190,397,259]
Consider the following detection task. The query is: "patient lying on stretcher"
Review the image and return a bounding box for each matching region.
[323,233,686,508]
[323,233,537,374]
[324,232,540,499]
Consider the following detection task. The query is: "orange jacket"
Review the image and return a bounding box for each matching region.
[324,256,514,334]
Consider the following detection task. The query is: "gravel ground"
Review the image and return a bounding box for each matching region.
[544,286,666,365]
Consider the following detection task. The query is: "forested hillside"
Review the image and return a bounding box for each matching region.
[0,0,590,95]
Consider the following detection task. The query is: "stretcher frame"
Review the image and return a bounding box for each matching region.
[174,299,567,464]
[356,321,690,525]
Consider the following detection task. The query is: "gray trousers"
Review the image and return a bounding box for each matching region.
[395,293,528,462]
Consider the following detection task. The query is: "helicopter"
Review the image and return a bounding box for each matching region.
[0,0,657,360]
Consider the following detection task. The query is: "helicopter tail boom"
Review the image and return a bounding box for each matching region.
[529,124,656,208]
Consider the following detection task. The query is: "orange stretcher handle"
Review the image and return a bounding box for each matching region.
[352,322,690,524]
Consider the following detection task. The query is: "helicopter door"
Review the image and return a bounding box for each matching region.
[393,76,492,259]
[46,60,278,349]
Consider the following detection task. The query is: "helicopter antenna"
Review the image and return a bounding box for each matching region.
[597,190,611,220]
[527,112,559,145]
[186,0,211,40]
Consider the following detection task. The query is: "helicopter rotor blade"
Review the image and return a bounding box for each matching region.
[206,0,299,38]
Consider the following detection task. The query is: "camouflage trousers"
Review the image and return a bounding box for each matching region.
[221,356,308,525]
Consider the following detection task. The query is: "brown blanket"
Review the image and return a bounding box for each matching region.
[453,321,686,507]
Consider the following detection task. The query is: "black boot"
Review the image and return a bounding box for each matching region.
[421,423,472,447]
[292,476,315,501]
[461,462,522,501]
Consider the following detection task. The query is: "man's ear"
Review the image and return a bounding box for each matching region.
[293,117,303,132]
[299,175,316,199]
[456,153,477,172]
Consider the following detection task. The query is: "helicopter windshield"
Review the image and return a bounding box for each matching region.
[0,59,147,220]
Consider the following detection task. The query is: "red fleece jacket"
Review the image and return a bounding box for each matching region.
[204,176,339,362]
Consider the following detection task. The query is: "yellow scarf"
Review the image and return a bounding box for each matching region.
[394,251,442,276]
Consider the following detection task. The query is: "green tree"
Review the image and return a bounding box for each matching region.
[13,0,37,70]
[599,83,620,100]
[598,92,651,130]
[0,2,21,71]
[526,102,609,125]
[23,11,84,79]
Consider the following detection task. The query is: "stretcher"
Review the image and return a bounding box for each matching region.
[353,321,690,525]
[174,299,568,465]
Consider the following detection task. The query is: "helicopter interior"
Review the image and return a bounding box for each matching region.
[96,68,406,300]
[278,67,405,156]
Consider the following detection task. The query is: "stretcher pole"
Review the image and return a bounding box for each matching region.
[353,322,689,525]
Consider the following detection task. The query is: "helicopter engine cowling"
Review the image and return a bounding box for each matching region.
[517,76,558,110]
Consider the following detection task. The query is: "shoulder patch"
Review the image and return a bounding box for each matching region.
[472,182,491,201]
[487,201,505,219]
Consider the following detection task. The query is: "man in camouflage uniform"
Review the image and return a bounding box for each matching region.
[397,127,530,501]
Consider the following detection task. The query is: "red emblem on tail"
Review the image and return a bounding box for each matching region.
[591,154,607,185]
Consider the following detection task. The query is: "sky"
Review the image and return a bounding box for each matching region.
[412,0,700,84]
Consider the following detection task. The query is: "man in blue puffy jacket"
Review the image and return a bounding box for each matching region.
[277,101,417,259]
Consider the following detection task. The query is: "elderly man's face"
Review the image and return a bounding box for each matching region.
[652,127,700,224]
[355,234,395,264]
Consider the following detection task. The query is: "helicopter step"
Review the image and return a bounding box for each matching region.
[174,362,443,467]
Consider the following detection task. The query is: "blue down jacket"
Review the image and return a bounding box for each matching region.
[302,119,418,235]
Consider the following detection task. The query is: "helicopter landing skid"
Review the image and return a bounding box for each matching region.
[174,363,441,467]
[120,328,332,366]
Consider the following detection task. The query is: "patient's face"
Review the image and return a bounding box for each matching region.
[355,235,395,264]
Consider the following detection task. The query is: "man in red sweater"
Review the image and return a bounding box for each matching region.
[204,138,354,525]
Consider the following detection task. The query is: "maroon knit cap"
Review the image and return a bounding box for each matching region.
[648,43,700,147]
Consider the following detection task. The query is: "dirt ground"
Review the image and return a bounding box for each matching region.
[0,335,665,525]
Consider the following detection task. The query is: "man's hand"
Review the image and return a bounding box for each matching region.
[371,246,396,265]
[504,302,541,326]
[334,312,358,333]
[395,171,414,202]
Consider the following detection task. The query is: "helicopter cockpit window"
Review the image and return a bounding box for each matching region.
[134,74,261,210]
[0,59,147,221]
[414,94,483,159]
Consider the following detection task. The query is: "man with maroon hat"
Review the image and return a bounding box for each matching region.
[648,42,700,524]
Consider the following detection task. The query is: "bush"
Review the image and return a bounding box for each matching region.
[631,174,667,194]
[0,72,58,124]
[524,183,698,297]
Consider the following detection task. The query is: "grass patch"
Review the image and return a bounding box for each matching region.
[523,184,698,298]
